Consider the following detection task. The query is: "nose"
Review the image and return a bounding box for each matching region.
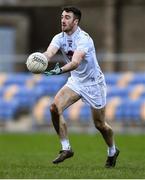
[61,17,66,24]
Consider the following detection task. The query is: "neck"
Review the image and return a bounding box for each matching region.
[66,25,78,36]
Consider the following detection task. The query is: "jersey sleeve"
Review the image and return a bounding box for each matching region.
[50,34,61,49]
[76,35,90,53]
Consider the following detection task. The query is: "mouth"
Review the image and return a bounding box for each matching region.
[62,24,66,27]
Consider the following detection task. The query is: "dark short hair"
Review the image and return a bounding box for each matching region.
[62,6,82,22]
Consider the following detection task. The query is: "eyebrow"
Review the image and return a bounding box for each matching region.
[61,14,71,18]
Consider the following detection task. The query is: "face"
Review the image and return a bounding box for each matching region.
[61,11,78,33]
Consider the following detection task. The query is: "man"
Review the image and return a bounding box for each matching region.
[43,6,120,168]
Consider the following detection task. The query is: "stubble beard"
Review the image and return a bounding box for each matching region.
[61,22,75,33]
[62,26,70,33]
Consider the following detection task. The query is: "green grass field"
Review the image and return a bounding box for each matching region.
[0,132,145,179]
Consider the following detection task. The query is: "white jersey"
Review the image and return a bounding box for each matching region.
[50,27,105,86]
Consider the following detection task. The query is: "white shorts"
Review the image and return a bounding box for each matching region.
[65,78,107,109]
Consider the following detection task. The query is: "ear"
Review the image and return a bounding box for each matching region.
[74,18,79,25]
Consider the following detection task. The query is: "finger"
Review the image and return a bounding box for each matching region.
[44,71,53,75]
[55,62,59,69]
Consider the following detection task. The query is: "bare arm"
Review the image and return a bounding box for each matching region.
[44,49,86,76]
[43,45,59,62]
[61,50,85,73]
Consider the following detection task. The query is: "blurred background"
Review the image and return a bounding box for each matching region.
[0,0,145,133]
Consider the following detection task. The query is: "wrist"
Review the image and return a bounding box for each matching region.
[59,68,63,74]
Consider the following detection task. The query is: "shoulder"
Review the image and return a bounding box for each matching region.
[75,28,94,52]
[77,28,91,42]
[53,32,64,40]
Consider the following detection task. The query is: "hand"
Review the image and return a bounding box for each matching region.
[44,62,62,75]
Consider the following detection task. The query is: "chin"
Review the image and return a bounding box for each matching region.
[62,26,69,32]
[62,28,67,32]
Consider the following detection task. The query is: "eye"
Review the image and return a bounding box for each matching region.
[65,15,71,19]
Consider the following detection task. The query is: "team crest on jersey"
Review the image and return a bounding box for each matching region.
[67,40,72,48]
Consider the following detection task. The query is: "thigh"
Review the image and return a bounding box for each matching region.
[53,85,81,113]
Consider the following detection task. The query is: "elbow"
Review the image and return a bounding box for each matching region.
[72,61,80,69]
